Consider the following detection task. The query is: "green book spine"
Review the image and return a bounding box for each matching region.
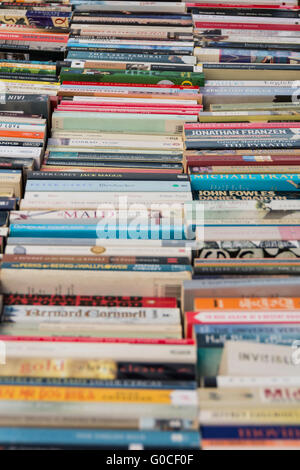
[210,102,300,112]
[60,68,205,87]
[52,112,195,134]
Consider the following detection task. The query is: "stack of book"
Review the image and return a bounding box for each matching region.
[185,293,300,450]
[49,1,203,175]
[0,113,47,170]
[0,0,300,452]
[183,0,300,451]
[0,331,199,449]
[0,2,70,117]
[0,0,201,451]
[191,0,300,81]
[0,2,72,61]
[0,111,47,251]
[0,0,71,258]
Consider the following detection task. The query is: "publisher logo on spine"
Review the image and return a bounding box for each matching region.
[291,340,300,366]
[0,341,6,365]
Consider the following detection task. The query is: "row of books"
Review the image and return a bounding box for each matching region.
[0,0,300,451]
[0,0,200,451]
[186,0,300,451]
[184,288,300,450]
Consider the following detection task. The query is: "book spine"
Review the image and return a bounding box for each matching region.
[201,425,300,441]
[27,170,185,179]
[3,305,180,324]
[0,384,197,404]
[9,209,163,221]
[9,225,190,241]
[189,165,300,175]
[67,51,196,65]
[196,330,298,347]
[3,255,190,266]
[3,294,177,308]
[0,200,16,211]
[194,323,300,336]
[193,20,300,31]
[185,140,300,151]
[48,152,183,162]
[52,115,186,135]
[197,246,300,260]
[194,190,300,200]
[186,311,300,338]
[0,335,193,346]
[190,174,300,191]
[1,261,192,273]
[25,180,191,192]
[44,160,183,170]
[194,261,300,275]
[0,376,195,391]
[195,46,300,63]
[0,357,196,383]
[191,8,300,18]
[187,156,300,166]
[0,426,200,449]
[0,268,188,299]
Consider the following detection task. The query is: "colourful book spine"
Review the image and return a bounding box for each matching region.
[190,174,300,191]
[0,427,200,449]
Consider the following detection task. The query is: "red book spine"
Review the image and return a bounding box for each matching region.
[185,311,300,338]
[61,100,202,110]
[56,106,199,115]
[40,167,182,174]
[0,32,68,43]
[0,335,195,345]
[186,156,300,166]
[194,21,300,31]
[188,3,300,9]
[3,294,177,308]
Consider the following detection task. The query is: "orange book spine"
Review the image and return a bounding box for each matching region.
[194,297,300,311]
[0,130,44,139]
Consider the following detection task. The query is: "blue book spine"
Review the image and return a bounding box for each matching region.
[201,425,300,440]
[190,174,300,191]
[67,43,193,52]
[0,199,16,211]
[194,324,300,336]
[0,428,200,448]
[1,262,192,273]
[66,51,194,64]
[27,10,71,17]
[0,169,21,175]
[0,377,196,390]
[196,332,299,347]
[9,224,192,241]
